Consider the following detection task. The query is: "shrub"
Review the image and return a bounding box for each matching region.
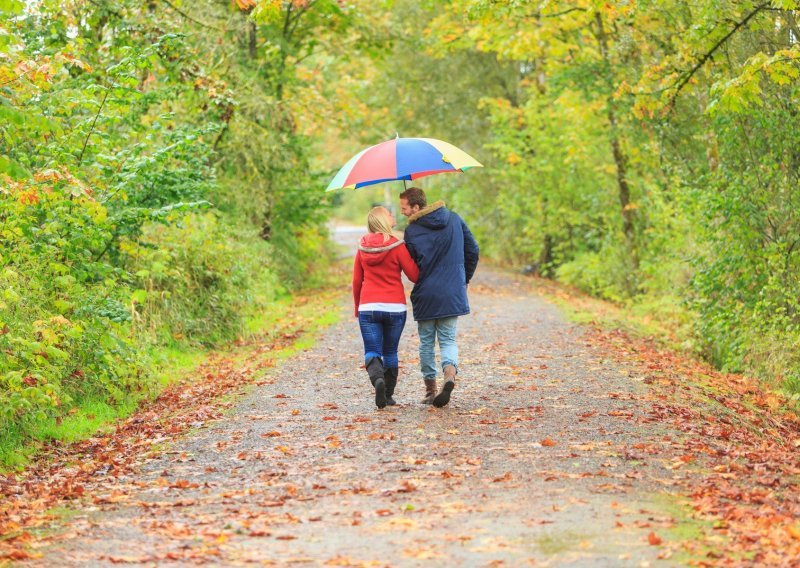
[0,175,150,440]
[124,213,282,346]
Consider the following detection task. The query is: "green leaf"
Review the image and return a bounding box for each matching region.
[0,0,24,15]
[0,155,29,179]
[45,345,69,361]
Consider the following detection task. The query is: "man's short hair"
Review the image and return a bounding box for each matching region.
[399,187,427,209]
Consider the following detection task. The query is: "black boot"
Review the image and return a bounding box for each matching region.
[366,357,386,409]
[384,368,398,406]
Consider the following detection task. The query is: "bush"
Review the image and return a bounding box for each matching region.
[0,176,150,440]
[0,183,315,461]
[124,213,282,346]
[555,245,630,304]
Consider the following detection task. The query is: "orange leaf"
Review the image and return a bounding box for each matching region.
[235,0,256,11]
[647,532,662,546]
[541,438,557,447]
[1,549,35,561]
[493,472,513,482]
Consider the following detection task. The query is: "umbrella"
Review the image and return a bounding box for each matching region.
[326,136,482,191]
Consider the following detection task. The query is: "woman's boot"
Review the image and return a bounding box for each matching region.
[421,379,437,404]
[384,368,398,406]
[366,357,386,409]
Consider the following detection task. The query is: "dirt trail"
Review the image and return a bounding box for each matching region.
[31,264,685,567]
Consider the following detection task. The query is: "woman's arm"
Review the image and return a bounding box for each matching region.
[397,244,420,283]
[352,252,364,317]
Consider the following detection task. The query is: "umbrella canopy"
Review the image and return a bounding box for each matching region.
[326,137,482,191]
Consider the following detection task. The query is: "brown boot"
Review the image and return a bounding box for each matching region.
[433,365,456,408]
[422,379,436,404]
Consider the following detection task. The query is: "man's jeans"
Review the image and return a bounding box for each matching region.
[417,317,458,380]
[358,311,407,368]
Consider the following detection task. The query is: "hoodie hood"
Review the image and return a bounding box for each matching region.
[358,234,403,265]
[407,200,449,230]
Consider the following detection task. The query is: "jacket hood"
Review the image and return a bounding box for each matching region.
[358,234,403,265]
[408,200,449,230]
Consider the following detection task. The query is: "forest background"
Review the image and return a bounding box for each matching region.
[1,0,799,468]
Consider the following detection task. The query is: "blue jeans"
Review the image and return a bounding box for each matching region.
[417,317,458,380]
[358,311,407,368]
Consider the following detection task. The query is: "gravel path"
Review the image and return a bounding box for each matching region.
[35,263,682,567]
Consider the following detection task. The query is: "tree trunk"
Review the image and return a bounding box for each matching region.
[593,12,639,283]
[248,20,257,59]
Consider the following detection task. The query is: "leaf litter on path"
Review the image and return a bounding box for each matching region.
[6,267,798,565]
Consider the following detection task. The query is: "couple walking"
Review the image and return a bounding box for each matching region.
[352,187,480,409]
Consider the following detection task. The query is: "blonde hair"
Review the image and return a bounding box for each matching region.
[367,206,394,242]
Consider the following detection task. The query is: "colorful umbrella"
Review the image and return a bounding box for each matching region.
[326,137,482,191]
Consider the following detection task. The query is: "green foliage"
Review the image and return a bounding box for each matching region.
[0,0,369,465]
[351,0,800,394]
[125,213,281,346]
[0,176,146,435]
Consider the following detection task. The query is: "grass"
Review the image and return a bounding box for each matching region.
[647,493,743,564]
[0,343,209,471]
[0,398,135,470]
[0,265,346,473]
[150,346,208,389]
[528,275,697,355]
[532,530,596,556]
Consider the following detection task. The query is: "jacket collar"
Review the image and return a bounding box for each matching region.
[359,239,404,253]
[408,200,445,224]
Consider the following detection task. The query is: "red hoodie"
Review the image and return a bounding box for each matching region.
[352,234,419,317]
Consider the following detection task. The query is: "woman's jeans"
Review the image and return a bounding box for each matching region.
[417,317,458,380]
[358,311,407,368]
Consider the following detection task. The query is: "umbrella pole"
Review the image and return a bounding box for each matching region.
[383,184,392,212]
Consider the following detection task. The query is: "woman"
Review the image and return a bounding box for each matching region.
[352,206,419,408]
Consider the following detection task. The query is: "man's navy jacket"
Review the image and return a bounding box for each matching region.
[403,201,480,321]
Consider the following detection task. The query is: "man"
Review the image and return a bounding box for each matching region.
[399,187,479,407]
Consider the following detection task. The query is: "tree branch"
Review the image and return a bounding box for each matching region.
[667,3,769,109]
[77,87,110,167]
[160,0,223,32]
[783,10,800,43]
[542,7,587,19]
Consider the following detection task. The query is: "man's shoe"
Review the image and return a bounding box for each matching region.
[433,365,456,408]
[422,379,437,404]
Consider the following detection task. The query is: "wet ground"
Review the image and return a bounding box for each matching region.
[31,225,685,567]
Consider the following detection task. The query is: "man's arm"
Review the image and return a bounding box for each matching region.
[461,218,479,284]
[403,228,420,263]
